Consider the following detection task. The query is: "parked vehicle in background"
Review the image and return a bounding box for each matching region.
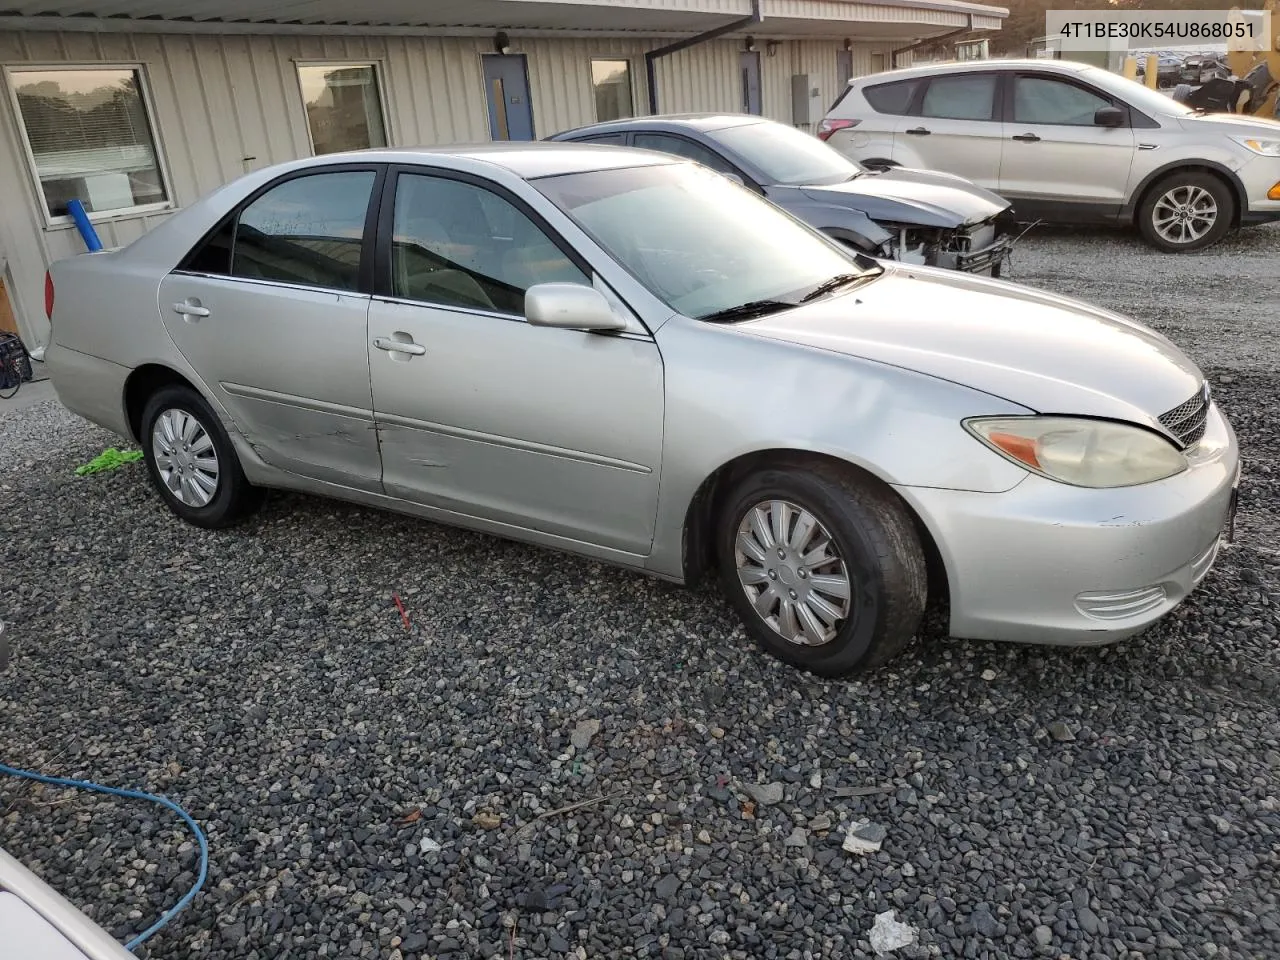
[1180,55,1230,86]
[1136,54,1184,88]
[820,59,1280,252]
[45,144,1238,676]
[548,114,1013,275]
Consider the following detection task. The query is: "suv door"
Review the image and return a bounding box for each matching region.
[893,72,1002,189]
[366,166,665,554]
[998,72,1137,214]
[158,165,385,491]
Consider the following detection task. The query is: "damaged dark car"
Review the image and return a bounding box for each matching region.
[547,113,1015,276]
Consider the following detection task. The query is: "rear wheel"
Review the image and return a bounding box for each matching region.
[140,384,262,529]
[716,460,927,677]
[1137,171,1234,252]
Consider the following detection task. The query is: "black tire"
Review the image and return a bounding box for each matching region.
[1136,171,1235,253]
[140,384,262,529]
[715,459,927,677]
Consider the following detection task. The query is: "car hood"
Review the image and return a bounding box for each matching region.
[789,167,1010,228]
[738,263,1203,429]
[1176,112,1280,136]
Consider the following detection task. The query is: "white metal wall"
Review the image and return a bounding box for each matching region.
[0,28,896,347]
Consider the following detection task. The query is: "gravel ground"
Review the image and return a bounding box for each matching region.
[2,224,1278,960]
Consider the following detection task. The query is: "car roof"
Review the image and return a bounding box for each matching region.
[849,58,1095,85]
[552,113,769,138]
[265,142,679,180]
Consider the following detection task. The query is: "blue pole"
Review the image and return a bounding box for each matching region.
[66,199,103,252]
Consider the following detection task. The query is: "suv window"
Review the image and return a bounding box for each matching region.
[919,74,997,121]
[230,171,376,291]
[633,133,737,175]
[862,78,918,115]
[390,173,589,315]
[1013,76,1113,125]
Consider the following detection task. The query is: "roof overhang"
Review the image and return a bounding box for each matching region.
[0,0,1006,42]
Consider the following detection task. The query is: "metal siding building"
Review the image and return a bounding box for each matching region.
[0,0,1005,350]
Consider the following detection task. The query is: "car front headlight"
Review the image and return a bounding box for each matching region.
[963,416,1187,488]
[1231,136,1280,157]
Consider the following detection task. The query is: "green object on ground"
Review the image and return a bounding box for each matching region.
[76,447,144,476]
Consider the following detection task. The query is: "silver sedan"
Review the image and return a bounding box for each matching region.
[44,144,1240,675]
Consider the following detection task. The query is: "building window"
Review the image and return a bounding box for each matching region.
[297,63,388,155]
[8,66,170,221]
[591,60,634,122]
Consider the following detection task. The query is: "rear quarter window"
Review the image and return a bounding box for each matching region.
[862,79,919,115]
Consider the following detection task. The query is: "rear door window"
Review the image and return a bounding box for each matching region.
[918,74,997,121]
[632,133,739,176]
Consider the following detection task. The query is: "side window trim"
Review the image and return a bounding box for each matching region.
[371,163,596,319]
[1005,72,1134,128]
[173,163,386,295]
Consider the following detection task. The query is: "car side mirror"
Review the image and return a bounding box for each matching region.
[1094,106,1125,127]
[525,283,626,332]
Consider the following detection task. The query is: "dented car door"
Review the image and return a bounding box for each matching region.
[366,168,665,554]
[158,165,384,491]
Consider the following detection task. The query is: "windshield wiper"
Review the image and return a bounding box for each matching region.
[698,298,796,323]
[798,272,870,303]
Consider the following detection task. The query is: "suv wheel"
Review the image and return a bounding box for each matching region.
[716,460,927,677]
[1137,171,1235,252]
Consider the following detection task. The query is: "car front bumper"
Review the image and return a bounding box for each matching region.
[894,401,1240,646]
[1238,153,1280,223]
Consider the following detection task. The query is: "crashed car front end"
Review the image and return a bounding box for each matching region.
[879,215,1014,276]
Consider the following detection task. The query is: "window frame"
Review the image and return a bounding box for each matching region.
[4,62,176,229]
[587,57,637,123]
[294,59,392,157]
[371,163,596,323]
[172,162,387,297]
[910,71,1000,122]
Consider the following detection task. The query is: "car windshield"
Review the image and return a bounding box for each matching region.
[533,162,876,320]
[706,120,864,186]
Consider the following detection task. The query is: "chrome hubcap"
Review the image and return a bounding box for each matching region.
[152,408,219,507]
[734,499,852,646]
[1153,185,1217,244]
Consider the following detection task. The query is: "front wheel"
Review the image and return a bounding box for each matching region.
[1137,172,1235,252]
[140,384,262,529]
[716,461,928,677]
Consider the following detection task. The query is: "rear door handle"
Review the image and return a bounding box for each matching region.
[373,336,427,356]
[172,300,210,318]
[1011,133,1041,142]
[904,126,931,135]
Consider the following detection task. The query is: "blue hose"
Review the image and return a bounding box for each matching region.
[0,762,208,951]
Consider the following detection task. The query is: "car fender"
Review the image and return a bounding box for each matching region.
[1124,156,1250,219]
[644,313,1034,580]
[792,203,894,251]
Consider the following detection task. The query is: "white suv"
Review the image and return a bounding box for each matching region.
[819,58,1280,252]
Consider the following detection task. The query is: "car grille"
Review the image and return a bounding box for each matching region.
[1158,383,1210,448]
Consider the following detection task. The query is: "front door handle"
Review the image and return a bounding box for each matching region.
[1011,132,1041,142]
[373,336,427,356]
[904,126,931,135]
[172,300,210,318]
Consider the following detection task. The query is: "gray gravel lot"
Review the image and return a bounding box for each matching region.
[1,224,1278,960]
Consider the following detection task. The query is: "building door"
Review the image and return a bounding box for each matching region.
[837,50,853,87]
[740,50,763,115]
[482,54,535,140]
